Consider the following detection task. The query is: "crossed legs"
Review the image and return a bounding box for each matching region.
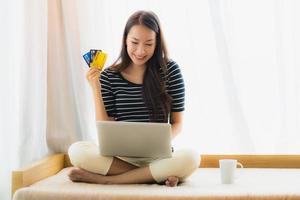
[68,141,199,187]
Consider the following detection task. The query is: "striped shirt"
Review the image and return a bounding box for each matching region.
[99,60,185,122]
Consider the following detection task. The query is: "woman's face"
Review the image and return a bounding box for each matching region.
[126,25,156,67]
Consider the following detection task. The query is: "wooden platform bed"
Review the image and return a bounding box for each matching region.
[12,154,300,200]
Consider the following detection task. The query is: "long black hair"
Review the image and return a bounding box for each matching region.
[110,10,172,122]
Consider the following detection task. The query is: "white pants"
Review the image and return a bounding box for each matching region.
[68,141,200,183]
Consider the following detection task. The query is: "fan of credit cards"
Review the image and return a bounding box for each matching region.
[83,49,107,70]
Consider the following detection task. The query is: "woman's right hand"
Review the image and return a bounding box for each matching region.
[86,67,101,91]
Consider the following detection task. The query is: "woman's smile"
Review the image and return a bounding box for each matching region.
[134,54,147,60]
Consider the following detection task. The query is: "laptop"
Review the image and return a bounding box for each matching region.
[96,121,172,158]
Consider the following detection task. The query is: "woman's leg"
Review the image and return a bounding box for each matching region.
[68,142,198,186]
[70,149,200,186]
[149,149,200,183]
[68,141,157,184]
[106,157,138,175]
[68,141,138,175]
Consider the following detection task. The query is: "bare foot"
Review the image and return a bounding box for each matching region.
[68,167,108,184]
[165,176,179,187]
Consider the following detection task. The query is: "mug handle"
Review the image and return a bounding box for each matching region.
[237,162,243,168]
[235,162,243,181]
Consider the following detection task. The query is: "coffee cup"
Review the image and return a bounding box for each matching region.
[219,159,243,184]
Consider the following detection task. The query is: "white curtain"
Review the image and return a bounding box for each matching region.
[0,0,49,199]
[1,0,300,199]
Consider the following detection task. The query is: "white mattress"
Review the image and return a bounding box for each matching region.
[13,168,300,200]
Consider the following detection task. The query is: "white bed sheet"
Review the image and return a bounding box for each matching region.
[13,168,300,200]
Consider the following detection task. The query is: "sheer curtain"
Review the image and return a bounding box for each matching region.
[1,0,300,199]
[0,0,49,199]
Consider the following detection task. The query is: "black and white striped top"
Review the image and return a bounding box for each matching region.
[99,60,185,122]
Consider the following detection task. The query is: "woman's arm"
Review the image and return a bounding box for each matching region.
[170,112,183,139]
[165,61,185,139]
[86,68,114,121]
[92,87,114,121]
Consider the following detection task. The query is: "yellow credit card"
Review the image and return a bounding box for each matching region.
[90,51,107,70]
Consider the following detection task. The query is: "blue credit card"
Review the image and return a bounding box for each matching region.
[83,51,91,66]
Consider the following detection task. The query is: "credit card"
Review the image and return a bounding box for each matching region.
[90,49,101,62]
[90,51,107,70]
[82,51,91,66]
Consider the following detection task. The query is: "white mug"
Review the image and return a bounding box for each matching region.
[219,159,243,184]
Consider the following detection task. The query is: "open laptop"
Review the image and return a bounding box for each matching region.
[96,121,172,158]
